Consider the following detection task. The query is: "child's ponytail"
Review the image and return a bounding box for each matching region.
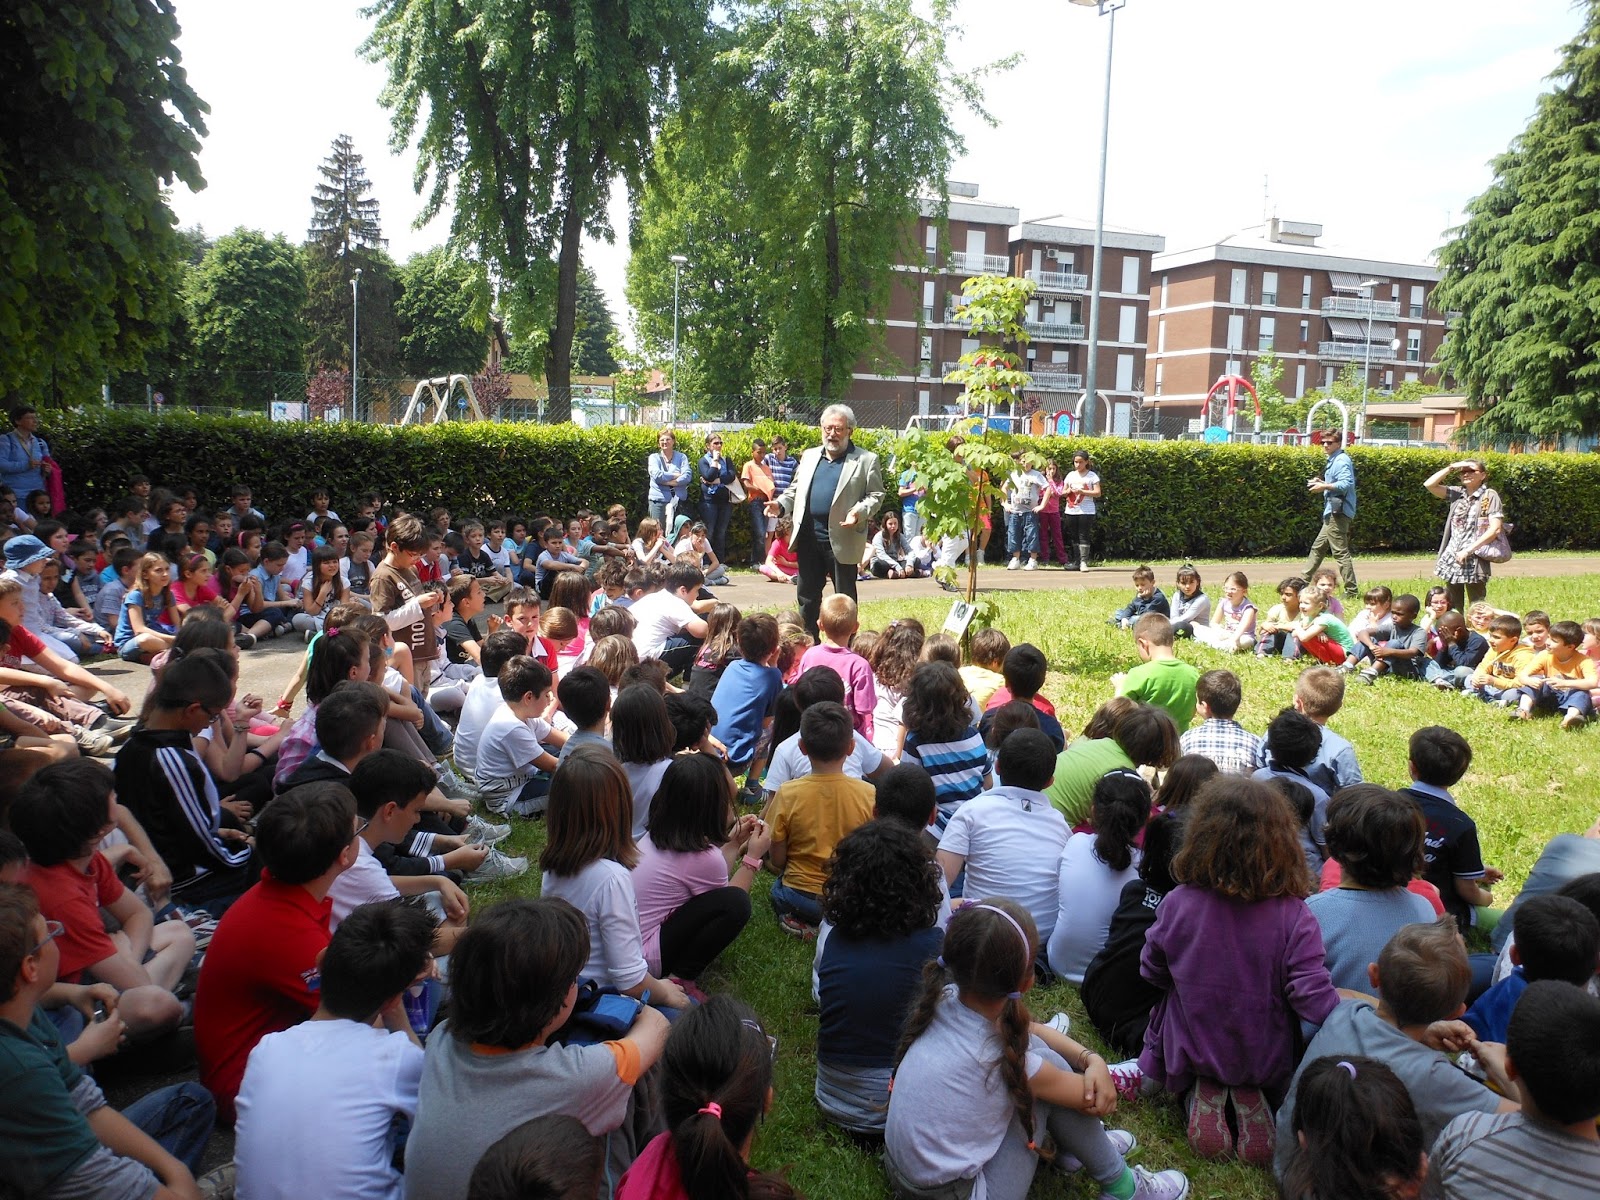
[306,627,369,704]
[662,996,794,1200]
[1092,768,1154,873]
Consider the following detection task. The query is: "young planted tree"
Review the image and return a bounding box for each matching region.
[893,275,1041,603]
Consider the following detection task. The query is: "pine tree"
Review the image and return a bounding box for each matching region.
[1434,2,1600,439]
[302,136,398,378]
[573,267,618,376]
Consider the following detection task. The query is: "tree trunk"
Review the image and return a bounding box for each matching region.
[545,148,585,424]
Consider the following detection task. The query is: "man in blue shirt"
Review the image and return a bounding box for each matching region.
[1303,431,1359,598]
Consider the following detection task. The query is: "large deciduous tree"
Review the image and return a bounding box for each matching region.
[628,0,991,403]
[396,248,490,379]
[303,136,398,380]
[185,230,307,408]
[1435,2,1600,440]
[0,0,208,404]
[363,0,709,422]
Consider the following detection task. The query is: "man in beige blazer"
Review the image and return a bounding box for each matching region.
[766,404,885,638]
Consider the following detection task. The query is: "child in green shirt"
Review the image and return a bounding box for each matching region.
[1114,613,1201,730]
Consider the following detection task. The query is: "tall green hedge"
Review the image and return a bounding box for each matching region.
[44,411,1600,562]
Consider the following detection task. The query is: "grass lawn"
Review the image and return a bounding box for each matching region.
[473,571,1600,1200]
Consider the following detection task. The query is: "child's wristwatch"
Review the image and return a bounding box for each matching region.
[740,855,763,872]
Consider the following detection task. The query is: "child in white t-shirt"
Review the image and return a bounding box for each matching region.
[474,656,565,816]
[233,901,434,1200]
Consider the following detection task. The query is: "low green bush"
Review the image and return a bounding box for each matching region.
[45,411,1600,561]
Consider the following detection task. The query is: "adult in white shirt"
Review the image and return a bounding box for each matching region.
[935,730,1070,943]
[233,901,432,1200]
[627,562,710,677]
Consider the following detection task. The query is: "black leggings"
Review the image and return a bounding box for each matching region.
[658,886,752,980]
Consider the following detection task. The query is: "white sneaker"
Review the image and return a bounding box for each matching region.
[1045,1011,1072,1035]
[465,848,529,882]
[1024,558,1038,571]
[1105,1165,1189,1200]
[437,764,478,800]
[1007,557,1021,571]
[1078,561,1089,573]
[1107,1057,1145,1102]
[1057,1127,1136,1174]
[463,814,511,846]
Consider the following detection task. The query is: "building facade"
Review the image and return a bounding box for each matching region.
[1146,219,1449,433]
[844,183,1164,433]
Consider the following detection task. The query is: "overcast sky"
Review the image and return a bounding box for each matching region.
[167,0,1579,347]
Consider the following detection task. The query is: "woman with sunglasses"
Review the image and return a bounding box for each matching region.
[697,433,737,568]
[1425,459,1505,611]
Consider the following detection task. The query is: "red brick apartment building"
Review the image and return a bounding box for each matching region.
[844,183,1164,432]
[1145,219,1449,434]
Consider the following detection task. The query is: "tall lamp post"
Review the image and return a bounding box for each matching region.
[669,254,688,426]
[350,268,362,421]
[1356,277,1381,440]
[1069,0,1126,439]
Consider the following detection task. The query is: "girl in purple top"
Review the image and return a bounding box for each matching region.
[1137,777,1339,1166]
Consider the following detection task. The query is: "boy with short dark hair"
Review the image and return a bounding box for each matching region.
[798,594,876,737]
[475,656,564,819]
[1426,610,1489,691]
[1357,592,1427,684]
[233,899,436,1199]
[1522,609,1553,653]
[1468,613,1530,705]
[1273,917,1510,1179]
[1403,725,1502,934]
[627,561,709,677]
[371,514,444,678]
[1115,613,1201,730]
[534,523,586,601]
[95,546,142,631]
[1180,668,1260,775]
[1109,564,1169,629]
[957,627,1010,709]
[556,667,612,763]
[1253,708,1333,864]
[764,701,876,934]
[195,782,361,1124]
[1430,980,1600,1198]
[1512,619,1596,728]
[1462,894,1600,1044]
[459,520,512,604]
[709,613,784,776]
[981,643,1065,750]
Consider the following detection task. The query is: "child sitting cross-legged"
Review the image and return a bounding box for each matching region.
[708,612,785,780]
[1113,614,1201,731]
[1109,564,1169,630]
[1048,767,1153,987]
[1139,778,1339,1165]
[1272,918,1511,1180]
[1426,610,1489,691]
[1468,613,1531,706]
[1252,576,1303,659]
[474,655,566,819]
[232,899,436,1200]
[1511,618,1597,727]
[1355,592,1426,684]
[404,897,671,1198]
[958,627,1011,711]
[885,899,1189,1200]
[11,759,196,1040]
[1179,669,1261,776]
[981,643,1066,751]
[1295,586,1359,668]
[1430,980,1600,1198]
[555,666,612,763]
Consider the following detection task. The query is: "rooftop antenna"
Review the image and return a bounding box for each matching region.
[1263,175,1270,224]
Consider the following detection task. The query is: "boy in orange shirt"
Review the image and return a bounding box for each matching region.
[1512,619,1597,728]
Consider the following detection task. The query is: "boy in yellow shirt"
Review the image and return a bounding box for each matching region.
[1469,614,1531,707]
[957,627,1010,710]
[1512,619,1597,728]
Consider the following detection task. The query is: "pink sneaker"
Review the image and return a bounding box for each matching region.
[1186,1078,1233,1160]
[1229,1086,1276,1167]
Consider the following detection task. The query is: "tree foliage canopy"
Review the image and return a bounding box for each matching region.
[396,248,490,379]
[364,0,709,418]
[185,229,307,407]
[0,0,208,403]
[1435,2,1600,439]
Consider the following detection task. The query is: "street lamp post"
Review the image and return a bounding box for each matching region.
[669,254,688,427]
[1357,277,1381,440]
[1070,0,1126,439]
[350,268,362,421]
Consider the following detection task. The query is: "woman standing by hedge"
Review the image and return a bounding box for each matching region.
[1,406,52,501]
[697,433,736,566]
[648,431,690,527]
[1425,459,1504,611]
[1063,451,1101,572]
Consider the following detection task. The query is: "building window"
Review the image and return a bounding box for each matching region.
[924,224,937,264]
[1262,271,1278,306]
[918,389,931,416]
[1154,363,1163,395]
[1299,319,1309,345]
[919,335,932,364]
[921,280,935,324]
[1230,268,1247,305]
[1160,274,1169,308]
[1115,353,1135,391]
[1227,314,1244,350]
[1406,329,1422,362]
[1225,358,1242,378]
[1258,317,1275,352]
[1294,364,1306,399]
[1121,255,1140,295]
[1118,305,1137,343]
[1301,274,1312,308]
[1324,366,1335,389]
[1157,318,1166,354]
[1410,285,1425,318]
[1384,370,1394,388]
[1406,371,1419,383]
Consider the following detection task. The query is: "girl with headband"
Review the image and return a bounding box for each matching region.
[885,899,1189,1200]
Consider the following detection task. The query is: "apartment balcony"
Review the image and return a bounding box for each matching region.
[1027,369,1083,392]
[1320,296,1401,319]
[943,306,974,328]
[1025,268,1089,294]
[941,361,962,377]
[947,251,1009,276]
[1024,319,1085,340]
[1318,340,1396,363]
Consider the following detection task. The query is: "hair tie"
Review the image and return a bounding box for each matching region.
[1005,991,1024,1001]
[325,627,339,638]
[1337,1060,1357,1079]
[699,1102,722,1119]
[935,956,946,969]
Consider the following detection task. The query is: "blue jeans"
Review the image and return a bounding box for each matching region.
[701,497,733,563]
[1006,511,1039,557]
[411,684,454,756]
[747,500,769,566]
[902,509,923,540]
[770,881,822,926]
[122,1082,215,1174]
[1473,683,1517,704]
[1524,683,1593,716]
[1424,661,1474,688]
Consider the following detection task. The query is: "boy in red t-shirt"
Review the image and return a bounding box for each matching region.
[11,759,194,1039]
